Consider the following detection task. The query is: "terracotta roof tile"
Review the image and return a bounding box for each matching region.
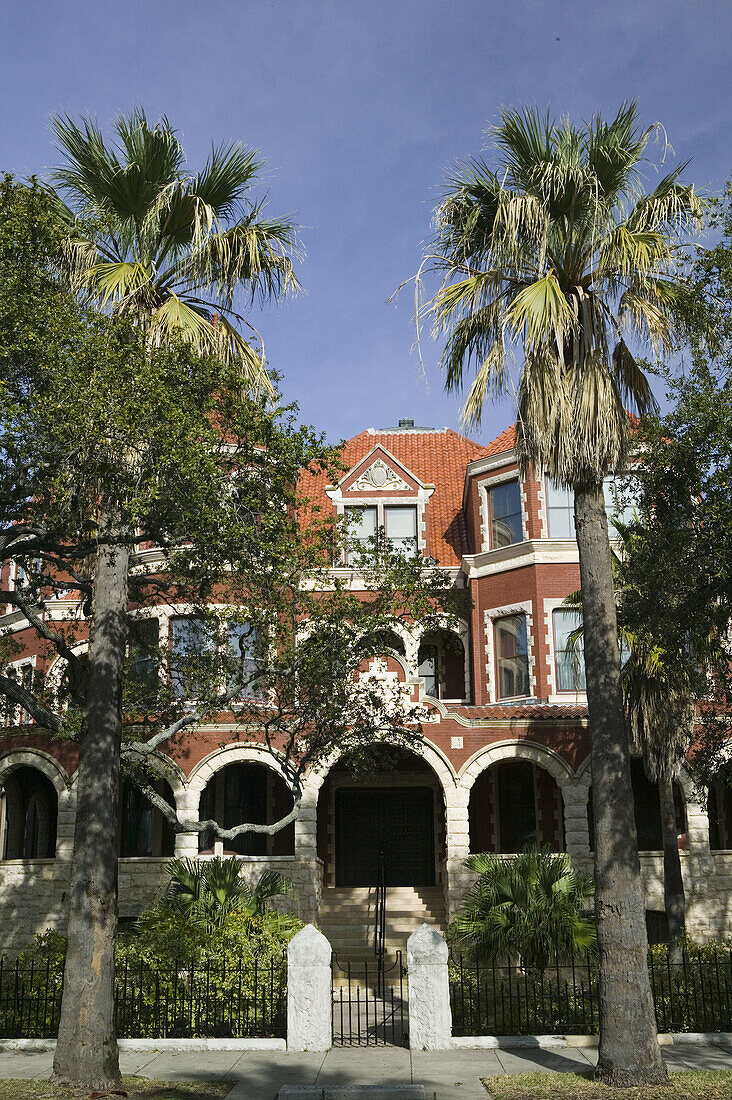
[451,702,588,720]
[301,427,488,565]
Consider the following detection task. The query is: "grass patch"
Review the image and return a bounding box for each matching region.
[485,1070,732,1099]
[0,1080,231,1100]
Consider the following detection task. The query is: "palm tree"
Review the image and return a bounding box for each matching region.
[48,110,298,1089]
[449,848,595,976]
[422,103,700,1086]
[564,533,693,964]
[159,857,296,934]
[49,108,298,392]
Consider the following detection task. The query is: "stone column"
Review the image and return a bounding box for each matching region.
[407,924,452,1050]
[175,788,201,858]
[445,787,470,921]
[287,924,332,1051]
[562,779,591,863]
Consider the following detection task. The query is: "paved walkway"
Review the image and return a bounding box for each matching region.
[1,1042,731,1100]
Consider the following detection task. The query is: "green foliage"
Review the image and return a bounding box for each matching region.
[131,858,300,954]
[448,847,596,973]
[49,108,299,391]
[419,103,701,487]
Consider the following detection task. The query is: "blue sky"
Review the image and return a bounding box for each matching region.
[1,0,730,446]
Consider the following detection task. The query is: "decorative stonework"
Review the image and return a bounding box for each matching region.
[350,459,409,492]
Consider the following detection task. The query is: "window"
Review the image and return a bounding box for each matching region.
[553,609,586,692]
[546,480,575,539]
[344,505,377,564]
[494,614,529,699]
[169,617,216,699]
[344,504,418,562]
[603,474,639,537]
[3,664,34,727]
[129,618,160,691]
[227,621,262,699]
[487,480,522,548]
[418,645,437,697]
[384,506,417,557]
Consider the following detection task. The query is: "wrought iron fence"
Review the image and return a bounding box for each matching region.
[0,952,286,1039]
[450,950,732,1036]
[332,951,407,1046]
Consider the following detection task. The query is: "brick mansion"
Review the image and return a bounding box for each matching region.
[1,418,731,956]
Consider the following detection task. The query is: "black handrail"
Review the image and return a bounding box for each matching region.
[373,849,386,994]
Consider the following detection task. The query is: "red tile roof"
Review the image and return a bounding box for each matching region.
[301,427,490,565]
[482,423,517,457]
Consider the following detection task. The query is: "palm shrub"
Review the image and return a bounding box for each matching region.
[448,848,595,976]
[421,102,701,1085]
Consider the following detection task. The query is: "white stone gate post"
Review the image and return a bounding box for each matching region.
[286,924,332,1051]
[407,924,452,1050]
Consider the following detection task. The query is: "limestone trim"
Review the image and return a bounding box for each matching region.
[185,742,294,800]
[482,600,536,704]
[0,748,74,861]
[0,749,71,795]
[476,468,526,553]
[457,738,575,790]
[543,597,588,705]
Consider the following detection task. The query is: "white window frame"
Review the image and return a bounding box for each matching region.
[341,500,421,563]
[3,657,37,726]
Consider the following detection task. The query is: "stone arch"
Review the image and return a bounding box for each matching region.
[187,743,296,859]
[458,740,569,856]
[0,750,70,860]
[585,757,688,853]
[309,736,456,895]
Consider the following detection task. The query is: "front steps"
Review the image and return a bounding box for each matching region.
[318,885,446,976]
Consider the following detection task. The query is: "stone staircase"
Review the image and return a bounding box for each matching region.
[318,885,446,973]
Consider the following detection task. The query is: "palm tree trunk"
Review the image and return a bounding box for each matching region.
[574,484,667,1086]
[659,774,685,965]
[52,518,129,1089]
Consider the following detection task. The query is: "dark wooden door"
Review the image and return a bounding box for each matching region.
[335,787,435,886]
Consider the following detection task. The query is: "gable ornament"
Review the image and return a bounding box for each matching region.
[350,459,409,492]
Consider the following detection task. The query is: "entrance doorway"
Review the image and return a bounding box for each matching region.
[335,787,435,887]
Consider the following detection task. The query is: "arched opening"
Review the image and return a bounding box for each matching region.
[586,759,686,852]
[358,630,406,658]
[316,746,446,887]
[708,778,732,850]
[119,777,176,857]
[468,759,565,854]
[418,629,466,700]
[0,766,58,859]
[198,762,294,857]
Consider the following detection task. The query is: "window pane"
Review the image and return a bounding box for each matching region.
[553,609,586,692]
[344,506,377,564]
[130,618,160,689]
[495,614,529,699]
[418,644,437,698]
[489,481,522,548]
[227,621,261,698]
[603,474,639,537]
[385,506,417,557]
[170,617,215,699]
[546,480,575,539]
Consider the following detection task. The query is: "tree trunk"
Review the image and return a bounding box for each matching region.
[52,520,129,1089]
[659,774,686,964]
[574,484,667,1086]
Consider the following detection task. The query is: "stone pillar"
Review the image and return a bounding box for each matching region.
[562,779,591,863]
[407,924,452,1050]
[287,923,332,1051]
[175,788,201,858]
[445,787,470,921]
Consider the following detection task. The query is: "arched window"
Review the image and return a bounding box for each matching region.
[198,762,294,857]
[0,766,57,859]
[586,760,686,852]
[469,760,565,854]
[119,777,176,857]
[418,629,465,700]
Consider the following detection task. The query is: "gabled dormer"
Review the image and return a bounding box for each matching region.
[326,443,435,560]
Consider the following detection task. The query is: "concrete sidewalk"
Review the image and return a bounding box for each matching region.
[1,1041,732,1099]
